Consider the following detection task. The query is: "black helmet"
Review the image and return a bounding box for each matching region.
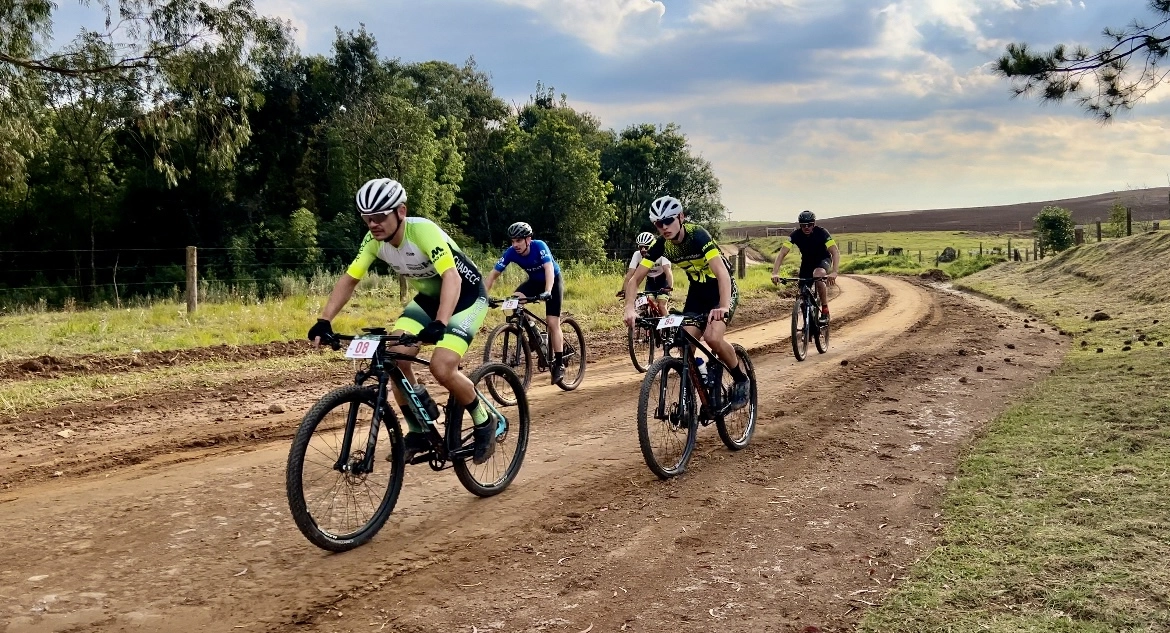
[507,222,533,239]
[797,210,816,224]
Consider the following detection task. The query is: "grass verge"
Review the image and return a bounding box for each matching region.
[859,232,1170,632]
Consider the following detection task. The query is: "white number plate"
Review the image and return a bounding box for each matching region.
[501,298,519,310]
[344,336,379,359]
[657,314,684,330]
[635,295,648,308]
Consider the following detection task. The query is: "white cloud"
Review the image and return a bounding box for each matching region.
[686,0,820,30]
[690,111,1170,220]
[495,0,667,54]
[255,0,312,48]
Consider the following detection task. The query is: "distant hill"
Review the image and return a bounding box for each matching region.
[725,187,1170,237]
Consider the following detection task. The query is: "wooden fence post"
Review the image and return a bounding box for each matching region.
[1074,227,1084,245]
[1096,221,1102,241]
[398,275,407,301]
[737,248,746,279]
[185,246,198,314]
[1126,207,1132,236]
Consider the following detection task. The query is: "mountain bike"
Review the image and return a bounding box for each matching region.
[636,313,757,479]
[624,289,673,372]
[777,277,830,361]
[483,296,586,403]
[285,328,529,552]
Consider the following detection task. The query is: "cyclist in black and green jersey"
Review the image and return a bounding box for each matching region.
[308,178,496,464]
[770,210,839,324]
[621,195,750,410]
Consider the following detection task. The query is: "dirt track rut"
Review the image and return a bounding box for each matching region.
[0,276,1067,633]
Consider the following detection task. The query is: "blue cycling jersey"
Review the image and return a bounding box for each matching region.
[493,239,561,280]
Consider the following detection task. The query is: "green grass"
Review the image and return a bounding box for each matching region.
[860,232,1170,632]
[0,257,783,361]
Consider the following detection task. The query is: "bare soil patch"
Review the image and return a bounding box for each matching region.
[0,277,1066,633]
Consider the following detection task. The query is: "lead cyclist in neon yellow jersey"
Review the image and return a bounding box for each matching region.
[308,178,495,464]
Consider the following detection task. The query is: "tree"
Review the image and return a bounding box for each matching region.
[996,1,1170,120]
[601,123,726,251]
[1107,202,1129,237]
[1034,206,1076,252]
[1,0,286,185]
[499,107,615,261]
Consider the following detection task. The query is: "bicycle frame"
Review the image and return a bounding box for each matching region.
[659,315,736,421]
[329,330,490,473]
[508,306,554,370]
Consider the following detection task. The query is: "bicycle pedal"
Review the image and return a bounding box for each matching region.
[407,451,435,466]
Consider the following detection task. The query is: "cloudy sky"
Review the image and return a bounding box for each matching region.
[62,0,1170,220]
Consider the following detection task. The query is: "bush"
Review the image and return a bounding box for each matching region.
[1034,206,1076,252]
[841,255,920,275]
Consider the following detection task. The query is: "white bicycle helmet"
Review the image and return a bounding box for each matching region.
[649,196,683,222]
[635,231,656,247]
[355,178,407,214]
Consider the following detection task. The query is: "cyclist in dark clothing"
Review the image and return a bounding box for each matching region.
[770,210,840,323]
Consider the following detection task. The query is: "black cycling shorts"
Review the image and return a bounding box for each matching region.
[516,274,564,317]
[799,257,832,280]
[644,274,669,293]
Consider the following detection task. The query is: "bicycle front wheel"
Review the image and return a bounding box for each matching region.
[286,385,405,552]
[791,298,809,361]
[453,363,530,497]
[556,316,587,391]
[637,356,697,479]
[483,323,531,404]
[716,344,757,450]
[814,311,830,354]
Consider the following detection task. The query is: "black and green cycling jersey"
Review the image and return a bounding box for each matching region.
[642,223,737,317]
[642,223,732,286]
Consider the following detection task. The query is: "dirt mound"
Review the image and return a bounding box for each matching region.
[0,340,315,381]
[920,268,951,282]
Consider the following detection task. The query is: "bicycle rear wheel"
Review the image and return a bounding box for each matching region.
[716,344,757,450]
[286,385,405,552]
[791,298,809,361]
[483,323,531,404]
[556,316,587,391]
[453,363,530,497]
[637,356,697,479]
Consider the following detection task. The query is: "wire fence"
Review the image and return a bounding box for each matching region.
[0,243,642,312]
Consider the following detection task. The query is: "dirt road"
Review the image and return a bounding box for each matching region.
[0,276,1066,632]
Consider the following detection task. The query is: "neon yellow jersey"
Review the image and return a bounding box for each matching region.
[346,217,483,297]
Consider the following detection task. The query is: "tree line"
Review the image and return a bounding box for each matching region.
[0,3,724,308]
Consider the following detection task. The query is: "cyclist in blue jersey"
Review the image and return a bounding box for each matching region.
[484,222,567,385]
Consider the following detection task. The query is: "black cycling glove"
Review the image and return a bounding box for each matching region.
[418,320,447,344]
[538,291,552,301]
[308,318,333,342]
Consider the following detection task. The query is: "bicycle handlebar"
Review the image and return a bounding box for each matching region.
[775,276,829,284]
[488,295,545,308]
[322,331,420,351]
[615,288,674,298]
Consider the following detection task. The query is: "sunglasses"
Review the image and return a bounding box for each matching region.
[361,209,397,224]
[653,216,678,228]
[799,222,814,228]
